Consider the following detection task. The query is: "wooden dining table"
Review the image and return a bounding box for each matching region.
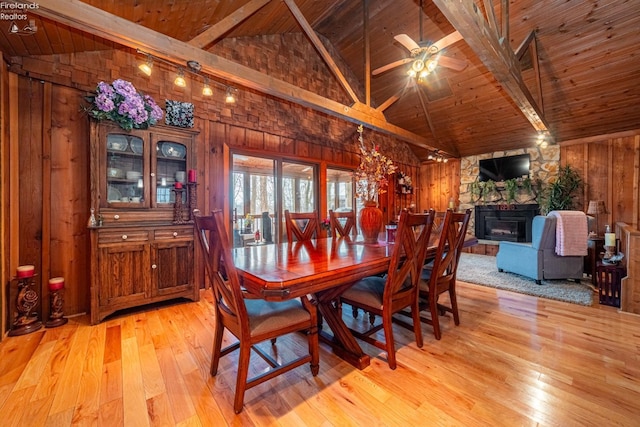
[232,235,478,369]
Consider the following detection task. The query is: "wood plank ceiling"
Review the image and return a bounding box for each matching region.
[2,0,639,160]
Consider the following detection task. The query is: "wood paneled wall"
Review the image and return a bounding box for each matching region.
[2,39,421,328]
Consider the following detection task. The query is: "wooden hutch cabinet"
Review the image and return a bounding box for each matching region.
[88,121,199,324]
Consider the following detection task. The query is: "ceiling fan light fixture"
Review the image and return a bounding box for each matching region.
[411,58,425,73]
[426,58,438,72]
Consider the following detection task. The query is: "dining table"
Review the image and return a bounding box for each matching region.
[232,234,478,369]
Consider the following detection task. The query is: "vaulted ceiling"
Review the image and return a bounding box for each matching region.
[3,0,639,161]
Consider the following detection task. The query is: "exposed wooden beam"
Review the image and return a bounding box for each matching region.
[432,0,550,133]
[283,0,360,104]
[483,0,499,36]
[364,0,371,106]
[501,0,509,47]
[23,0,440,152]
[188,0,271,49]
[377,95,399,113]
[515,30,536,60]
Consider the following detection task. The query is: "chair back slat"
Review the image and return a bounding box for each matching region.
[384,209,435,305]
[194,211,249,332]
[285,210,320,244]
[329,209,357,238]
[430,210,471,287]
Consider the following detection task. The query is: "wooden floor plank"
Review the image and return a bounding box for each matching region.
[0,284,638,426]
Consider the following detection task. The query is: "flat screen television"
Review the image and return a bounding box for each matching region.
[478,154,530,182]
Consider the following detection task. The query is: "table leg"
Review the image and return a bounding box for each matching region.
[314,285,370,370]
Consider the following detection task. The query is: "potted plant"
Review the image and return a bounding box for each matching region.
[540,165,584,214]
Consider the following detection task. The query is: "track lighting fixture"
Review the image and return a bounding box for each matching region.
[427,150,448,163]
[225,87,237,104]
[138,55,153,76]
[137,50,240,103]
[174,68,186,87]
[202,77,213,96]
[535,130,551,148]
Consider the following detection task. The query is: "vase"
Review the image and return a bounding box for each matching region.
[359,201,383,244]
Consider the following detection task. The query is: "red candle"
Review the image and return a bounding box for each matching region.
[174,182,183,189]
[188,169,197,183]
[48,277,65,291]
[17,265,35,278]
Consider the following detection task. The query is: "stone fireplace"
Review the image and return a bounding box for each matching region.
[475,204,539,242]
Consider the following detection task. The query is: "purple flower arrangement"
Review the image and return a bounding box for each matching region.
[85,79,163,131]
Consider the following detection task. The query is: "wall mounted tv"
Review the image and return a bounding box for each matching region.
[478,154,530,182]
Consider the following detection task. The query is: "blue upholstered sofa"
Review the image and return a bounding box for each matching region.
[496,214,588,284]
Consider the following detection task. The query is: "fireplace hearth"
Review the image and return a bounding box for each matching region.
[475,204,539,242]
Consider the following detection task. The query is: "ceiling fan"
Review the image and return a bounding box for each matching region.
[372,3,466,81]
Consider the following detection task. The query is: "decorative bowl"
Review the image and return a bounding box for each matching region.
[129,138,143,154]
[106,135,128,151]
[160,142,186,159]
[107,167,124,178]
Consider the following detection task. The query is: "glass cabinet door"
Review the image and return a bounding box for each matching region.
[106,133,145,205]
[155,140,188,205]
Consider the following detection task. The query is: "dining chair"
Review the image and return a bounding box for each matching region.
[329,209,357,238]
[284,210,321,244]
[418,208,471,340]
[194,210,319,414]
[339,209,434,369]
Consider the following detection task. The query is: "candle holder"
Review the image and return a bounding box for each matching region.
[45,277,68,328]
[187,182,198,222]
[9,274,43,336]
[172,187,187,224]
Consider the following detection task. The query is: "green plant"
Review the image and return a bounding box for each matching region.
[482,180,496,202]
[504,178,519,204]
[540,165,583,214]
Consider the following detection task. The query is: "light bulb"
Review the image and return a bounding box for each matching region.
[411,58,425,73]
[138,55,153,76]
[225,87,236,104]
[202,83,213,96]
[174,69,186,87]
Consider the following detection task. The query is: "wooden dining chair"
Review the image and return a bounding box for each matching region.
[329,209,357,238]
[418,209,471,340]
[194,210,319,414]
[284,210,321,244]
[340,209,434,369]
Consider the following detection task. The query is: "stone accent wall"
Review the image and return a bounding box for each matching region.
[459,146,560,235]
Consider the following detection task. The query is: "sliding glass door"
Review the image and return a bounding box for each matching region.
[231,154,317,246]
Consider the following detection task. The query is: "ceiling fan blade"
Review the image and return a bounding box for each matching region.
[431,31,463,52]
[372,57,413,76]
[394,34,420,52]
[437,55,468,71]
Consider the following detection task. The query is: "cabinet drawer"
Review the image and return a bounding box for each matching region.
[99,230,150,244]
[154,228,193,240]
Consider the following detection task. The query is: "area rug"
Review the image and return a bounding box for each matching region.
[456,253,594,306]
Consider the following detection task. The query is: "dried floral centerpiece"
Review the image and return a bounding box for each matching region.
[353,125,396,243]
[354,125,397,204]
[84,79,163,131]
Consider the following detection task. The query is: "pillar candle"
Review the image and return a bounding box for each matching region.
[604,232,616,247]
[17,265,35,278]
[188,169,197,183]
[48,277,65,291]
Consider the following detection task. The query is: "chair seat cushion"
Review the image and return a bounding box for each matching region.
[245,299,311,336]
[341,276,385,309]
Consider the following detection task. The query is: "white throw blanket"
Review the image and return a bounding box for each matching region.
[548,210,588,256]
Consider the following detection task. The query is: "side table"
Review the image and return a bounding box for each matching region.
[596,262,625,308]
[585,237,604,285]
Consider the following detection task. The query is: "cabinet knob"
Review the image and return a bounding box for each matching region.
[114,214,120,220]
[151,264,157,269]
[172,232,178,237]
[121,234,127,240]
[150,172,155,177]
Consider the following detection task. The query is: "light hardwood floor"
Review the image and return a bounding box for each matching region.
[1,282,638,426]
